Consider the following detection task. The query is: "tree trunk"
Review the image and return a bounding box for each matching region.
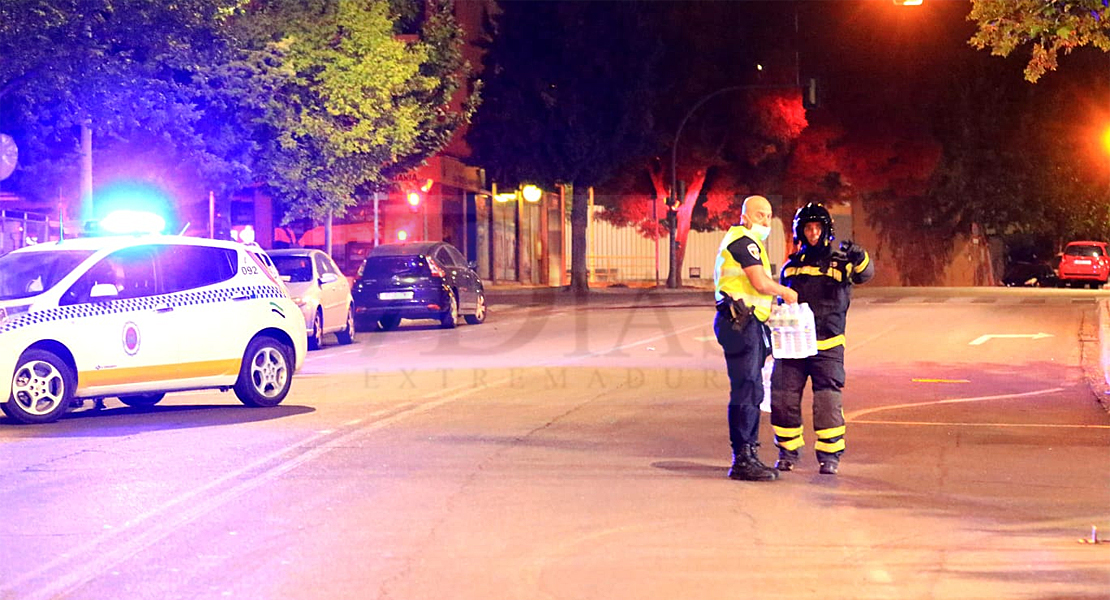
[570,183,589,295]
[670,170,708,288]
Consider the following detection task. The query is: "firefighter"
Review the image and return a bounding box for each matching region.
[770,202,874,475]
[714,195,798,481]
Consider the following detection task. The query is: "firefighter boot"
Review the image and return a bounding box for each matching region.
[774,448,799,472]
[728,444,780,481]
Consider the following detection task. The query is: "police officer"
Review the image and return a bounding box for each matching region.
[714,195,798,481]
[770,203,874,475]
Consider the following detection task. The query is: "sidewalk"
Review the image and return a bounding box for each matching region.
[484,281,713,307]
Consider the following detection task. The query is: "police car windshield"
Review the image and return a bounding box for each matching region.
[0,250,96,300]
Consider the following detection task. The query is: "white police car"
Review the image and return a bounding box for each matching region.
[0,233,307,424]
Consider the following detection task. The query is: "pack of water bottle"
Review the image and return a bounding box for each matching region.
[769,302,817,359]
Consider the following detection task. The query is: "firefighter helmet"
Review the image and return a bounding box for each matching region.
[793,202,835,249]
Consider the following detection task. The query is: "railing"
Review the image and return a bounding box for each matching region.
[0,210,53,256]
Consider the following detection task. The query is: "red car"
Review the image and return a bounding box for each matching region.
[1057,241,1109,289]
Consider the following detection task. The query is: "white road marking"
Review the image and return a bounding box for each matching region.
[851,419,1110,429]
[6,322,705,600]
[845,387,1065,421]
[969,332,1053,345]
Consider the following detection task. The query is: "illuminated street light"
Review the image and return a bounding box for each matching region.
[522,184,542,203]
[892,0,923,5]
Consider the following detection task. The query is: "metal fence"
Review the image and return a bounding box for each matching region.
[0,210,53,256]
[567,207,788,286]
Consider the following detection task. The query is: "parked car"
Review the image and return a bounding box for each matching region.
[269,248,356,350]
[1056,241,1109,289]
[0,234,306,424]
[351,241,487,331]
[1001,258,1058,288]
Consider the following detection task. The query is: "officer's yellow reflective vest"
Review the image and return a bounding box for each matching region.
[714,225,773,322]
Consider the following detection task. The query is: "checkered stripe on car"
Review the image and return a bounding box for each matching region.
[0,284,287,334]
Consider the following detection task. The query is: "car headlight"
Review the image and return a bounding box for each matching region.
[292,297,307,307]
[0,304,31,326]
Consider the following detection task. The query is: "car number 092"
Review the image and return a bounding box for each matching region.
[241,265,260,276]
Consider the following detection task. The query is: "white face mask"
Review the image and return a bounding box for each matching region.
[750,223,771,241]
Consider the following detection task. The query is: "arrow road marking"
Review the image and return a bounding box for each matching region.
[969,332,1054,346]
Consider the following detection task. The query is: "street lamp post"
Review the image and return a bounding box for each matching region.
[669,77,818,288]
[669,86,747,288]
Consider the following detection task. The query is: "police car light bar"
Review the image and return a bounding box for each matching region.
[98,210,166,235]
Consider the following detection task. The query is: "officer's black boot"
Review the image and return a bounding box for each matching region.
[728,444,779,481]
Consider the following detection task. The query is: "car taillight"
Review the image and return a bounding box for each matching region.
[427,257,445,278]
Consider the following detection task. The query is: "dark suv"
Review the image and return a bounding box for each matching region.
[351,242,487,330]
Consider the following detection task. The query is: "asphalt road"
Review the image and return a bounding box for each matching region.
[1,287,1107,600]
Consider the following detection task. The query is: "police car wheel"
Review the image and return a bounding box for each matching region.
[234,336,293,408]
[464,292,486,325]
[308,311,323,351]
[440,292,458,329]
[336,307,355,345]
[118,393,165,408]
[7,349,74,424]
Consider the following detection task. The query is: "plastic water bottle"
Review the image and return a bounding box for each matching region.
[782,303,799,358]
[800,303,817,357]
[769,306,785,359]
[760,355,773,412]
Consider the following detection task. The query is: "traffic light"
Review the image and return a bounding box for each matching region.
[803,77,819,109]
[406,191,422,212]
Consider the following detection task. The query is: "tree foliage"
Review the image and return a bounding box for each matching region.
[593,2,817,287]
[0,0,245,210]
[233,0,476,221]
[0,0,476,224]
[466,1,660,292]
[969,0,1110,82]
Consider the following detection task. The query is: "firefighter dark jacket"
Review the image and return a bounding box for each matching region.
[779,242,874,350]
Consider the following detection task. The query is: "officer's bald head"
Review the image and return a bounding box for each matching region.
[741,195,772,228]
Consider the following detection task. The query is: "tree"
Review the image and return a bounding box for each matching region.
[968,0,1110,83]
[0,0,246,214]
[593,2,815,288]
[466,1,660,294]
[0,0,476,227]
[212,0,477,221]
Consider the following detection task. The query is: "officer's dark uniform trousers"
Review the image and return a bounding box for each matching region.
[714,311,770,452]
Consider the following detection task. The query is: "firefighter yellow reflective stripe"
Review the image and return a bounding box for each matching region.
[773,425,804,438]
[777,436,806,451]
[815,425,846,439]
[815,439,845,453]
[854,252,870,273]
[783,265,843,282]
[78,358,241,390]
[816,335,845,350]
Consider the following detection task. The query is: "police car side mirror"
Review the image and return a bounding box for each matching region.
[89,283,120,300]
[319,272,339,285]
